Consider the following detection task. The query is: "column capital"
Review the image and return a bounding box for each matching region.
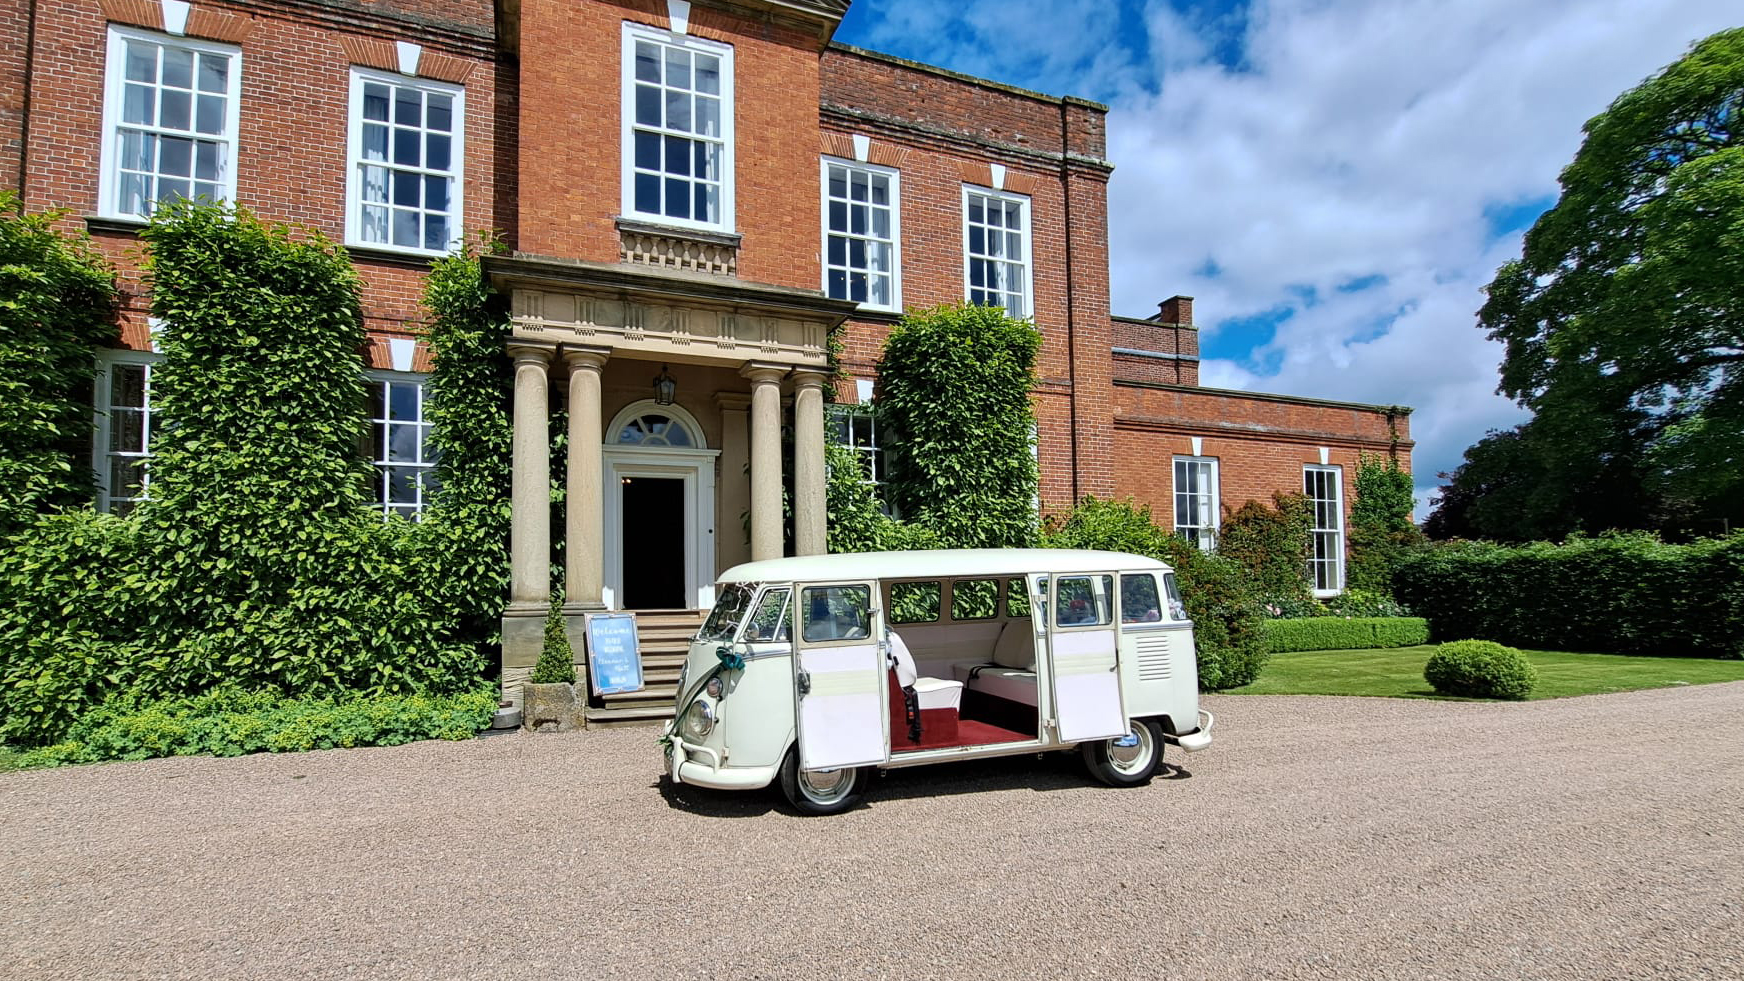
[561,345,610,371]
[740,362,789,386]
[508,340,557,365]
[790,368,831,392]
[714,391,753,412]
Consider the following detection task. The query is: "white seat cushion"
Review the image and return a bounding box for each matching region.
[991,617,1036,670]
[951,662,1039,707]
[912,676,963,712]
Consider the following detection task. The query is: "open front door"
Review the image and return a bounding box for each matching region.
[1047,571,1127,743]
[792,581,889,771]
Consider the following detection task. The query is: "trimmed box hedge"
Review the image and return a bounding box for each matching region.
[1263,617,1431,653]
[1395,534,1744,658]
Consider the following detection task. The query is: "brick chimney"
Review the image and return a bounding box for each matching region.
[1150,295,1193,325]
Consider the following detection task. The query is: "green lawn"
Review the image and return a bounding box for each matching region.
[1226,645,1744,700]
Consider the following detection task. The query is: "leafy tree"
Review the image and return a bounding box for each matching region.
[1476,28,1744,536]
[824,441,939,553]
[0,195,118,536]
[1347,453,1424,592]
[875,303,1040,549]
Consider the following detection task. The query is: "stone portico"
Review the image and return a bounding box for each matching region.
[485,255,855,701]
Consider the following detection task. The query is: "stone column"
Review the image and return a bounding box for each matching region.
[564,347,609,609]
[742,363,787,561]
[509,343,554,606]
[792,370,828,556]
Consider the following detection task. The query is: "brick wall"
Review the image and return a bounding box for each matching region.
[1112,315,1200,387]
[21,0,499,357]
[1113,380,1413,532]
[515,0,825,289]
[820,46,1116,508]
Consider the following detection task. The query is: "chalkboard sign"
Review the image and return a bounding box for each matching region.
[585,613,645,696]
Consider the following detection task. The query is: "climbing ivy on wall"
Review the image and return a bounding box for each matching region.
[0,194,118,537]
[0,204,483,747]
[874,303,1041,549]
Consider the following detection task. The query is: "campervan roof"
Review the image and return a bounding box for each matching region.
[717,548,1172,584]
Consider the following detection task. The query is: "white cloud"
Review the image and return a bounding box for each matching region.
[1105,0,1742,518]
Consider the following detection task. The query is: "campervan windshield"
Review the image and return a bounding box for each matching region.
[701,584,754,640]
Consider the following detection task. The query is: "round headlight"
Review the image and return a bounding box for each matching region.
[705,676,725,699]
[682,698,716,741]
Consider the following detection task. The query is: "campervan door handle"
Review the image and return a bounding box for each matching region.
[797,670,811,697]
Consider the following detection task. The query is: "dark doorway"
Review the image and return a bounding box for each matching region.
[622,476,687,609]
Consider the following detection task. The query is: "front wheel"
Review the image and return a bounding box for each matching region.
[1082,719,1164,787]
[778,747,865,815]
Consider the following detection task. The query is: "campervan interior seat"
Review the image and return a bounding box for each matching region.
[951,617,1041,708]
[888,631,963,714]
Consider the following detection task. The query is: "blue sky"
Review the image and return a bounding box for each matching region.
[835,0,1741,519]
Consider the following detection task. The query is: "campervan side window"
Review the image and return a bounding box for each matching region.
[1055,575,1113,626]
[1006,578,1031,618]
[1162,572,1187,620]
[889,580,940,624]
[701,583,754,640]
[1121,574,1163,623]
[801,585,871,642]
[744,587,790,642]
[950,578,999,620]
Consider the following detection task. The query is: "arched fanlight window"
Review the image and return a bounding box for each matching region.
[615,412,694,447]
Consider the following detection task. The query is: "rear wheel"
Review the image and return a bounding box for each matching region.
[778,746,865,815]
[1082,719,1164,787]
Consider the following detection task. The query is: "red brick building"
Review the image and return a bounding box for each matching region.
[3,0,1409,698]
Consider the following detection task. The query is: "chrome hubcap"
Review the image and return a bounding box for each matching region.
[1107,725,1153,773]
[800,767,852,802]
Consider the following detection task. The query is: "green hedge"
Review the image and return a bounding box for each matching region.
[1263,617,1431,653]
[1395,534,1744,657]
[5,686,497,769]
[1424,640,1536,700]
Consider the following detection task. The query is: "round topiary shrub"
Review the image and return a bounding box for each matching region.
[1424,640,1537,700]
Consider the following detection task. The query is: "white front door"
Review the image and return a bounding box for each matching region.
[792,580,889,770]
[602,446,718,611]
[1047,571,1127,743]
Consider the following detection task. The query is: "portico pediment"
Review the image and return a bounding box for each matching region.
[485,253,856,370]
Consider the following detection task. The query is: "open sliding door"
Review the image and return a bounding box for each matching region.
[792,581,889,771]
[1047,571,1127,743]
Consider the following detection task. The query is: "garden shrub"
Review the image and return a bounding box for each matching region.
[6,686,497,768]
[1323,588,1413,618]
[1217,492,1314,605]
[1423,639,1537,700]
[0,195,118,536]
[1262,617,1431,653]
[0,203,485,747]
[1395,533,1744,658]
[529,596,576,684]
[876,303,1040,549]
[1041,495,1269,690]
[825,441,941,553]
[415,242,514,658]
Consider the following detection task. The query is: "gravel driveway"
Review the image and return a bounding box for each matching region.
[4,682,1742,981]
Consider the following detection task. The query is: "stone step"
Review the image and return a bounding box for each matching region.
[602,683,678,704]
[586,704,677,727]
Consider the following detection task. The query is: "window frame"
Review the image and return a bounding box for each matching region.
[365,370,438,520]
[829,400,893,516]
[91,349,163,514]
[620,22,736,234]
[820,156,902,312]
[344,67,466,257]
[961,184,1033,318]
[1304,464,1346,597]
[97,25,242,221]
[1172,455,1220,551]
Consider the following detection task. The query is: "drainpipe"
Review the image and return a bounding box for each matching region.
[17,0,39,200]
